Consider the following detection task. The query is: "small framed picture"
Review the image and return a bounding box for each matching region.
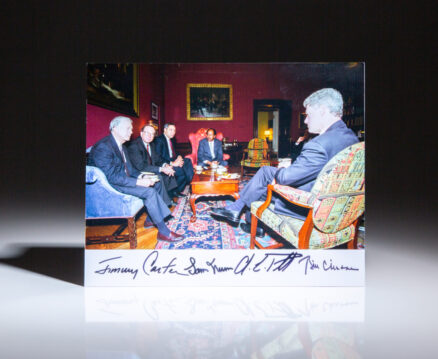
[151,102,158,120]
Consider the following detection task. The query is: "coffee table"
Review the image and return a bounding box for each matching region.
[189,169,240,222]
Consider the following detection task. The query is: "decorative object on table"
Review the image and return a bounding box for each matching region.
[240,138,271,177]
[184,128,230,166]
[250,142,365,250]
[187,84,233,121]
[87,63,139,117]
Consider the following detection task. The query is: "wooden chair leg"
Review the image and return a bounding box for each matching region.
[127,217,137,249]
[250,213,258,249]
[348,219,359,249]
[298,209,313,249]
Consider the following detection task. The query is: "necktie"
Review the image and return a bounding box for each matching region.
[120,147,130,176]
[169,138,174,159]
[146,143,152,164]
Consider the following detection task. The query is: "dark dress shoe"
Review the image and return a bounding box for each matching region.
[144,219,154,228]
[173,191,185,198]
[210,207,240,223]
[157,231,184,242]
[240,222,265,238]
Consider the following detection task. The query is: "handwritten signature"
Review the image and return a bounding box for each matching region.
[94,251,359,280]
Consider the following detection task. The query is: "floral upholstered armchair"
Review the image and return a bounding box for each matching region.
[250,142,365,249]
[185,128,230,166]
[240,138,271,177]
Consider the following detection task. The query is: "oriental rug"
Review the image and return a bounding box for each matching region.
[155,195,278,250]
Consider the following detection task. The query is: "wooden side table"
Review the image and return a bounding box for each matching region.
[189,170,240,222]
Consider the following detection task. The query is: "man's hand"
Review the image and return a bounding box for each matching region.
[212,160,219,166]
[171,155,184,167]
[136,177,155,187]
[161,166,175,176]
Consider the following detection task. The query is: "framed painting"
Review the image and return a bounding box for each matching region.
[187,83,233,121]
[151,102,158,120]
[87,63,139,117]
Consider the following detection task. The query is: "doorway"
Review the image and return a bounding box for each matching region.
[253,99,292,157]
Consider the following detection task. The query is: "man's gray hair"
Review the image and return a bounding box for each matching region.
[109,116,132,131]
[163,123,175,129]
[303,88,343,117]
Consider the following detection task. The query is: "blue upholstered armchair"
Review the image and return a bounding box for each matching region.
[85,165,143,249]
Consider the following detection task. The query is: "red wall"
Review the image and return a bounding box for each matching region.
[87,63,363,147]
[163,63,310,143]
[86,64,164,148]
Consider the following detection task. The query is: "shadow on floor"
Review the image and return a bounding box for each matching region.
[0,247,84,286]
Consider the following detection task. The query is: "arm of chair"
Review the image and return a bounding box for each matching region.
[272,184,315,207]
[255,184,315,249]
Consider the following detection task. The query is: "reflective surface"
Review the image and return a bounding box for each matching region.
[0,216,437,358]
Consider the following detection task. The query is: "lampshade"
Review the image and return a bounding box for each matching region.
[264,130,270,137]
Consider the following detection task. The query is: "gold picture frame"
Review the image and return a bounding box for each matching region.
[187,83,233,121]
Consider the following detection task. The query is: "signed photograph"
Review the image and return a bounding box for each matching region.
[85,63,365,286]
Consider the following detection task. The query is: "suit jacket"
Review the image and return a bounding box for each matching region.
[127,136,178,192]
[272,120,358,217]
[127,136,165,174]
[155,134,178,163]
[88,134,140,188]
[197,138,225,165]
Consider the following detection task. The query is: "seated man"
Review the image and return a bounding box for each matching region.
[155,123,194,196]
[290,129,309,162]
[211,88,358,237]
[88,116,183,242]
[127,124,178,201]
[197,128,228,167]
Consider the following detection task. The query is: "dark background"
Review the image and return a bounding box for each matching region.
[0,0,435,252]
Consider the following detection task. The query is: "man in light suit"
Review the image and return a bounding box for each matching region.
[127,124,178,202]
[211,88,358,237]
[88,116,183,242]
[155,123,194,196]
[197,128,228,166]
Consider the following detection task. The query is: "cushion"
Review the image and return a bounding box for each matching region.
[251,201,356,249]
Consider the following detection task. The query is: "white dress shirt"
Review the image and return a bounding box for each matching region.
[165,135,173,158]
[209,140,215,159]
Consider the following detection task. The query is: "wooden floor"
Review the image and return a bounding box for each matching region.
[86,211,162,250]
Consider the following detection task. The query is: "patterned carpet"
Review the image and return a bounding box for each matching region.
[155,195,278,250]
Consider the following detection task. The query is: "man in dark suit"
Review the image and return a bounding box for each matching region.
[127,124,178,201]
[211,88,359,237]
[290,129,309,162]
[88,116,183,242]
[155,123,194,196]
[197,128,228,166]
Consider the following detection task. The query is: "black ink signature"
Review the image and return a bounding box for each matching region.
[143,251,188,276]
[298,255,320,275]
[323,259,359,272]
[95,256,139,280]
[206,258,233,274]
